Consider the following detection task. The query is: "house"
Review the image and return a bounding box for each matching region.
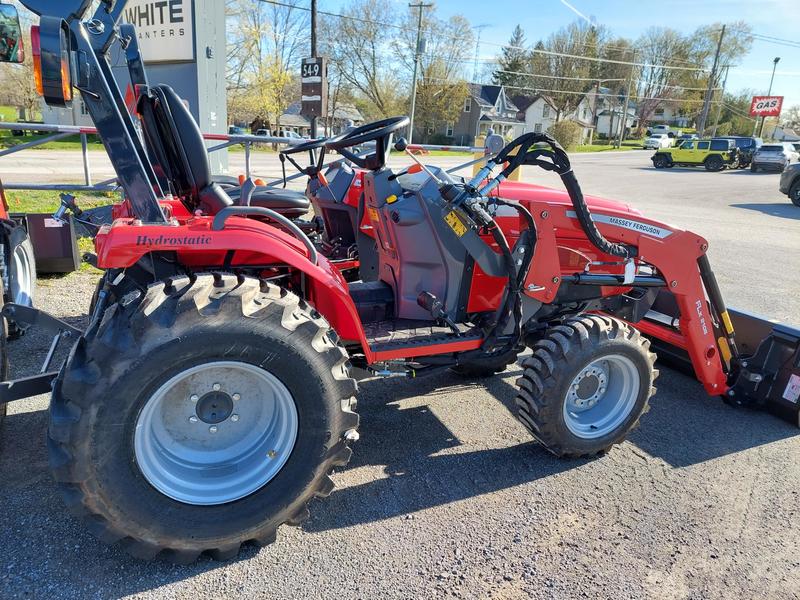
[763,123,800,141]
[645,103,691,128]
[449,84,524,146]
[513,92,595,143]
[277,101,365,137]
[596,107,637,138]
[513,94,557,135]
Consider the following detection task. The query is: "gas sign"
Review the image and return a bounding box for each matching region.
[749,96,783,118]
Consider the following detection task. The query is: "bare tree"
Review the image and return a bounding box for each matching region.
[226,0,306,129]
[394,9,473,139]
[320,0,405,119]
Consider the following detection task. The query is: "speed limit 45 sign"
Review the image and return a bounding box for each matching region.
[750,96,783,117]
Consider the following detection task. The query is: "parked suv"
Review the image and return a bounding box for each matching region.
[751,143,799,172]
[778,163,800,206]
[651,138,737,171]
[717,136,762,169]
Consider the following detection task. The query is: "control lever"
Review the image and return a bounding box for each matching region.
[417,292,459,333]
[53,193,83,222]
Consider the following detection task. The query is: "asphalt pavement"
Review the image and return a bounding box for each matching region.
[1,150,799,599]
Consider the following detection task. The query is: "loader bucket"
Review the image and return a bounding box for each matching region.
[642,291,800,427]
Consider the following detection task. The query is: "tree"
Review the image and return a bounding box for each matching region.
[321,0,406,119]
[493,25,528,92]
[530,22,600,121]
[634,27,695,133]
[226,0,306,128]
[394,9,473,140]
[782,105,800,130]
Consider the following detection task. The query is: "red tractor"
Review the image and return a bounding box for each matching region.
[0,1,798,564]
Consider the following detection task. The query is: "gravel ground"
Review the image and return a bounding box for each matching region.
[1,152,799,599]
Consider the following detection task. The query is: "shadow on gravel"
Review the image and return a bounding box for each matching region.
[731,202,800,220]
[306,364,799,533]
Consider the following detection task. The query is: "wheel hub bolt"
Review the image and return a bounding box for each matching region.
[231,414,240,422]
[212,383,222,391]
[232,393,241,401]
[188,415,198,423]
[190,394,199,402]
[209,425,218,434]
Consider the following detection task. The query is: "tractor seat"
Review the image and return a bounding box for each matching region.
[224,186,311,220]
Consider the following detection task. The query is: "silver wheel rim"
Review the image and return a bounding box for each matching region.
[134,361,298,506]
[563,354,640,439]
[10,242,33,306]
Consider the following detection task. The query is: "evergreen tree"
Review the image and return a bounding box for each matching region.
[493,25,528,91]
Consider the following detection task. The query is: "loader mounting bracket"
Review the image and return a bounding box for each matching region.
[0,303,84,406]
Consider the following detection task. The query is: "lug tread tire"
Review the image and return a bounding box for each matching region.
[514,314,657,458]
[48,273,358,563]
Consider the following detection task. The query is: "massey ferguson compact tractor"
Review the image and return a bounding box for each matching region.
[0,0,798,564]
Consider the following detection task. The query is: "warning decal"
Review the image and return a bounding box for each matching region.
[783,374,800,404]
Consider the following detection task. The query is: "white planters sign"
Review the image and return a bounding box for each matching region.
[122,0,195,63]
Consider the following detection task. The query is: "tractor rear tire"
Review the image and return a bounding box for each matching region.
[514,315,657,458]
[789,180,800,207]
[48,273,358,563]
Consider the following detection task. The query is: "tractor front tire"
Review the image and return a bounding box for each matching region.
[48,273,358,563]
[514,315,657,458]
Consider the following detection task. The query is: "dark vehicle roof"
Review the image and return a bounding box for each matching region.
[717,136,761,149]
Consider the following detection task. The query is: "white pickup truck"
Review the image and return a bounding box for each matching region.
[645,124,675,137]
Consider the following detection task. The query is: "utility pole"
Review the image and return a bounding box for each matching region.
[472,24,490,83]
[711,64,730,137]
[697,24,725,136]
[758,56,781,138]
[310,0,318,138]
[408,2,432,144]
[615,49,636,148]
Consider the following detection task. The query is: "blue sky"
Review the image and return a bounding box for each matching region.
[325,0,800,110]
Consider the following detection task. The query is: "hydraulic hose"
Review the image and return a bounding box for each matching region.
[493,132,633,259]
[559,169,631,259]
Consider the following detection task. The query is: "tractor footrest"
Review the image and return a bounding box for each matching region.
[371,331,482,353]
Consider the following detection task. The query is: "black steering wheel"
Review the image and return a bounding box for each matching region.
[326,116,410,170]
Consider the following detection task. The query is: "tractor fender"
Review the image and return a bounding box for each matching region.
[94,216,370,349]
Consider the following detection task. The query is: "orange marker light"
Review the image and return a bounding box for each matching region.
[31,26,43,96]
[317,172,329,187]
[408,163,423,174]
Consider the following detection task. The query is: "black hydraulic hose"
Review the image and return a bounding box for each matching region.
[493,132,633,259]
[560,169,631,259]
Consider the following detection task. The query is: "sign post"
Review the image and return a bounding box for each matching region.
[300,57,328,129]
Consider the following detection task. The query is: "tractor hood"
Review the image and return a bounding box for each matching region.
[496,181,643,216]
